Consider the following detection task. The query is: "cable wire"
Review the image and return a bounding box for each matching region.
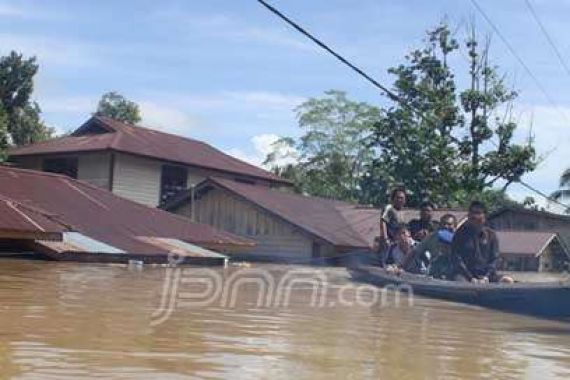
[257,0,570,210]
[524,0,570,78]
[470,0,570,124]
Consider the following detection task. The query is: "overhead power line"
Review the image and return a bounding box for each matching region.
[256,0,399,102]
[256,0,570,210]
[470,0,570,124]
[524,0,570,78]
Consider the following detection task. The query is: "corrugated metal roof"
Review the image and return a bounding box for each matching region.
[173,177,379,249]
[8,116,290,185]
[0,197,67,240]
[491,206,570,222]
[497,230,561,257]
[0,166,254,255]
[137,237,227,258]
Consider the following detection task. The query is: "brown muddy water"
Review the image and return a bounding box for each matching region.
[1,259,570,379]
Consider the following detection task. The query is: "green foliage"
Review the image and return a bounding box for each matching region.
[550,168,570,213]
[0,51,52,148]
[266,24,537,211]
[264,90,381,201]
[0,105,8,161]
[363,24,536,207]
[95,91,141,124]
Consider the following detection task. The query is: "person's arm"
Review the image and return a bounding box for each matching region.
[451,230,475,281]
[403,237,428,271]
[485,230,500,278]
[378,207,392,252]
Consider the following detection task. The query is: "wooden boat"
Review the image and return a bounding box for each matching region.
[349,266,570,319]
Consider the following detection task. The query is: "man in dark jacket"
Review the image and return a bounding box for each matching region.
[451,201,500,283]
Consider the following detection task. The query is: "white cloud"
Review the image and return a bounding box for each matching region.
[0,33,100,68]
[506,105,570,206]
[226,133,298,167]
[150,11,313,52]
[0,3,64,19]
[0,4,25,17]
[222,91,305,110]
[40,96,96,114]
[139,101,200,135]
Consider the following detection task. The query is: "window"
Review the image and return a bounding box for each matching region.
[312,242,322,259]
[42,157,78,178]
[160,165,188,205]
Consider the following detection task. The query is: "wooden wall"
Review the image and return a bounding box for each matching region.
[77,152,111,190]
[112,153,162,207]
[490,210,570,249]
[176,187,335,260]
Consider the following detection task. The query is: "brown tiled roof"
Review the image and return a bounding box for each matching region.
[496,230,561,256]
[0,166,254,254]
[8,116,290,185]
[171,177,380,249]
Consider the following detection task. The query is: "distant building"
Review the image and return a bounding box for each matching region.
[490,206,570,249]
[397,208,468,226]
[8,116,291,208]
[164,177,381,262]
[496,231,569,272]
[0,166,253,264]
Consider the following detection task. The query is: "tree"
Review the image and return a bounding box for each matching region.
[264,90,382,201]
[363,24,536,207]
[95,91,141,124]
[0,105,8,161]
[0,51,53,149]
[550,168,570,213]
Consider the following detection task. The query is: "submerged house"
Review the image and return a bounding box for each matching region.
[490,206,570,249]
[0,166,254,264]
[496,231,569,272]
[9,116,291,207]
[164,177,380,262]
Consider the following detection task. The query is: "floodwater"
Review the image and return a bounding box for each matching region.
[1,260,570,379]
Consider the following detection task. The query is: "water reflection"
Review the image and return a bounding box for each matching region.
[0,260,569,379]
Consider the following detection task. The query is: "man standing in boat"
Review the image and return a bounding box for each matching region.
[378,187,407,252]
[451,201,500,283]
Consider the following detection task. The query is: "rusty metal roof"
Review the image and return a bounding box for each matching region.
[169,177,380,249]
[8,116,290,185]
[496,230,562,257]
[0,166,254,255]
[0,197,67,241]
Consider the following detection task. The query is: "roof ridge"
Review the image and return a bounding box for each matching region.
[205,177,373,247]
[333,203,377,247]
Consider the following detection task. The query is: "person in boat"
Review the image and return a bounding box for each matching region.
[403,213,457,277]
[451,201,506,283]
[408,201,438,241]
[379,187,407,252]
[382,224,417,273]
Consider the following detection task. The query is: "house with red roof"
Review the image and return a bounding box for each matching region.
[0,166,254,264]
[163,177,381,262]
[496,231,569,272]
[8,116,291,207]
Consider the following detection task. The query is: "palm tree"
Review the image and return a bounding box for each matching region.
[550,168,570,213]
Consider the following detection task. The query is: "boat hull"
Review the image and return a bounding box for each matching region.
[350,266,570,319]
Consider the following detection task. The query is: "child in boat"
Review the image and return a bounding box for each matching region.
[404,213,458,277]
[382,224,417,274]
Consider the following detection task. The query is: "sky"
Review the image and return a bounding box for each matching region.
[1,0,569,208]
